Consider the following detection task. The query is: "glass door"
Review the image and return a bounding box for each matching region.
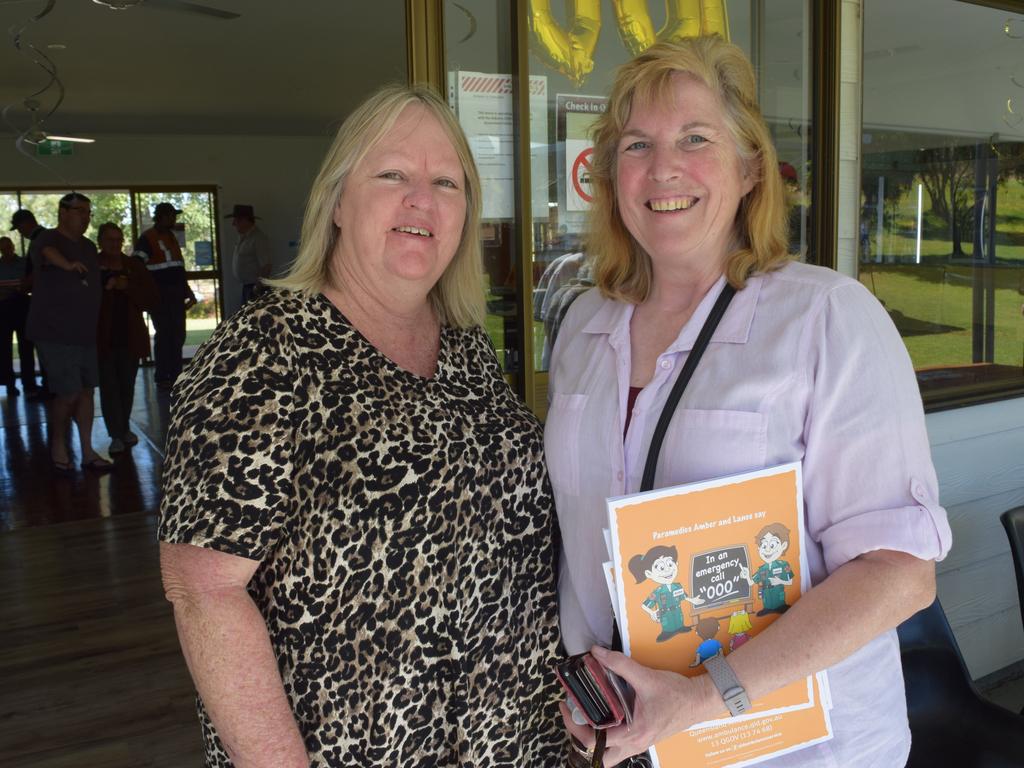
[132,189,222,355]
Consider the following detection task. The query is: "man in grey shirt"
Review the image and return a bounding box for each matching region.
[226,204,272,305]
[26,192,112,473]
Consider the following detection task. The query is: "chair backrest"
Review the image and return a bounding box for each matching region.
[897,597,971,676]
[1000,505,1024,633]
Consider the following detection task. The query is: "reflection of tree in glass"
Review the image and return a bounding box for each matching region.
[863,139,1024,261]
[86,193,132,241]
[917,142,1024,258]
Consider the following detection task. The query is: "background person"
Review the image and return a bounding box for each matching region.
[96,223,159,454]
[225,203,273,305]
[159,85,563,767]
[9,208,47,397]
[133,202,196,388]
[545,37,951,767]
[0,235,32,398]
[25,193,112,473]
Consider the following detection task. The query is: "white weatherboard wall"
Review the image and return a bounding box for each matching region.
[928,398,1024,680]
[3,133,331,318]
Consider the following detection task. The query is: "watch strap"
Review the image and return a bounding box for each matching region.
[703,653,751,716]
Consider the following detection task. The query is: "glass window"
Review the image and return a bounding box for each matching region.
[1,193,23,255]
[862,0,1024,402]
[134,190,222,351]
[440,2,812,411]
[524,1,812,412]
[444,0,519,373]
[83,190,132,241]
[1,186,225,356]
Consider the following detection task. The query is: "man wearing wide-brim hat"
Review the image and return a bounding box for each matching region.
[225,204,273,306]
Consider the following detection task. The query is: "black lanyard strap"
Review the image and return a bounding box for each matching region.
[639,283,736,493]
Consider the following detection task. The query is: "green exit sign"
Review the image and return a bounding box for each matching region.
[36,140,73,156]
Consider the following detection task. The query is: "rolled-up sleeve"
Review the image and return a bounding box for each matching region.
[800,282,952,574]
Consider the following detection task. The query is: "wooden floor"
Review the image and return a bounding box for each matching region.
[3,365,1022,768]
[0,369,204,766]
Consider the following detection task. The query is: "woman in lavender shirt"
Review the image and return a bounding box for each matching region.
[545,37,952,767]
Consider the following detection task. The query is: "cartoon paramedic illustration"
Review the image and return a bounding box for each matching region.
[628,545,705,642]
[739,522,794,616]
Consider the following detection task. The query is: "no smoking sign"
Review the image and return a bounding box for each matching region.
[571,147,594,205]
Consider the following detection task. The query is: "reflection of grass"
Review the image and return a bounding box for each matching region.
[184,317,217,349]
[859,263,1024,369]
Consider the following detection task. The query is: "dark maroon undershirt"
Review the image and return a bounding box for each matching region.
[624,385,642,438]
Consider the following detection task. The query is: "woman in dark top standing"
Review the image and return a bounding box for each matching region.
[95,223,158,454]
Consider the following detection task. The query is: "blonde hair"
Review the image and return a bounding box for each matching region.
[271,84,484,328]
[587,36,791,303]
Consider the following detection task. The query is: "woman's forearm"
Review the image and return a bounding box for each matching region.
[691,549,936,722]
[167,584,308,768]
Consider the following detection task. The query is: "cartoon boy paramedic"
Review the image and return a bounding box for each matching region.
[628,545,705,642]
[739,522,794,616]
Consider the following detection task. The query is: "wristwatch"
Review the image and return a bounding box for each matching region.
[703,653,751,716]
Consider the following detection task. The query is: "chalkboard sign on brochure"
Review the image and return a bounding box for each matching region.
[689,545,751,611]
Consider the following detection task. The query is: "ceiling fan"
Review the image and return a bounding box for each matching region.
[20,98,94,144]
[89,0,240,20]
[0,0,239,20]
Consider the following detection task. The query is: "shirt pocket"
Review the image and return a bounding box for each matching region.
[664,408,767,482]
[544,393,588,496]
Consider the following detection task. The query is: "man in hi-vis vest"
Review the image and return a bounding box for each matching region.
[133,202,196,388]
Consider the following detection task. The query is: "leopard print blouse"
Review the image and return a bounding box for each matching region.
[159,290,565,767]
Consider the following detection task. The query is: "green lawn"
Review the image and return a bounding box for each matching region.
[859,262,1024,369]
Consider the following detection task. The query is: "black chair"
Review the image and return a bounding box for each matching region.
[897,598,1024,767]
[1000,504,1024,716]
[1001,505,1024,640]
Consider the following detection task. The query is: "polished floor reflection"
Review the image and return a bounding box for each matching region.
[0,368,202,766]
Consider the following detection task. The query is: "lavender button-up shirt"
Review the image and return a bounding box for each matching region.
[545,260,952,767]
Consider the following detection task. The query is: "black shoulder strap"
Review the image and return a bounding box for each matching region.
[639,283,736,492]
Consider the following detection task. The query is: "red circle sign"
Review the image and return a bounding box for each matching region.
[571,147,594,203]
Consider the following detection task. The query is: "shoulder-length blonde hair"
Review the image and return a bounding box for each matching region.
[271,84,484,328]
[588,36,791,303]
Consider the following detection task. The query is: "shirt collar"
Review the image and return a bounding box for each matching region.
[582,272,761,352]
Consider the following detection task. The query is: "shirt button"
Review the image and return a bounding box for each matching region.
[617,471,624,481]
[660,360,672,370]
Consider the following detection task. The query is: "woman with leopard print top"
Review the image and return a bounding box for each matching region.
[158,85,565,767]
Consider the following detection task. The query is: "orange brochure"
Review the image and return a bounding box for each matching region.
[606,463,833,767]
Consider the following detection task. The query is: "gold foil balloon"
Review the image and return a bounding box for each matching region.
[530,0,730,87]
[528,0,602,87]
[612,0,730,55]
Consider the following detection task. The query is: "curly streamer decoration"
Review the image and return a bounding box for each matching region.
[3,0,71,181]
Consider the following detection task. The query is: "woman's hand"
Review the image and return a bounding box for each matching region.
[559,645,718,766]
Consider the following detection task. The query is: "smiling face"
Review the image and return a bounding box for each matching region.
[615,73,753,279]
[646,555,678,585]
[331,103,467,300]
[758,532,788,563]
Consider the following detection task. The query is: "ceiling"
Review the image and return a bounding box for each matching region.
[0,0,408,138]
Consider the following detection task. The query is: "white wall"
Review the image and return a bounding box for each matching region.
[928,397,1024,680]
[3,132,331,317]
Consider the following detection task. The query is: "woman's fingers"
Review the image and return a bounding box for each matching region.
[559,700,596,750]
